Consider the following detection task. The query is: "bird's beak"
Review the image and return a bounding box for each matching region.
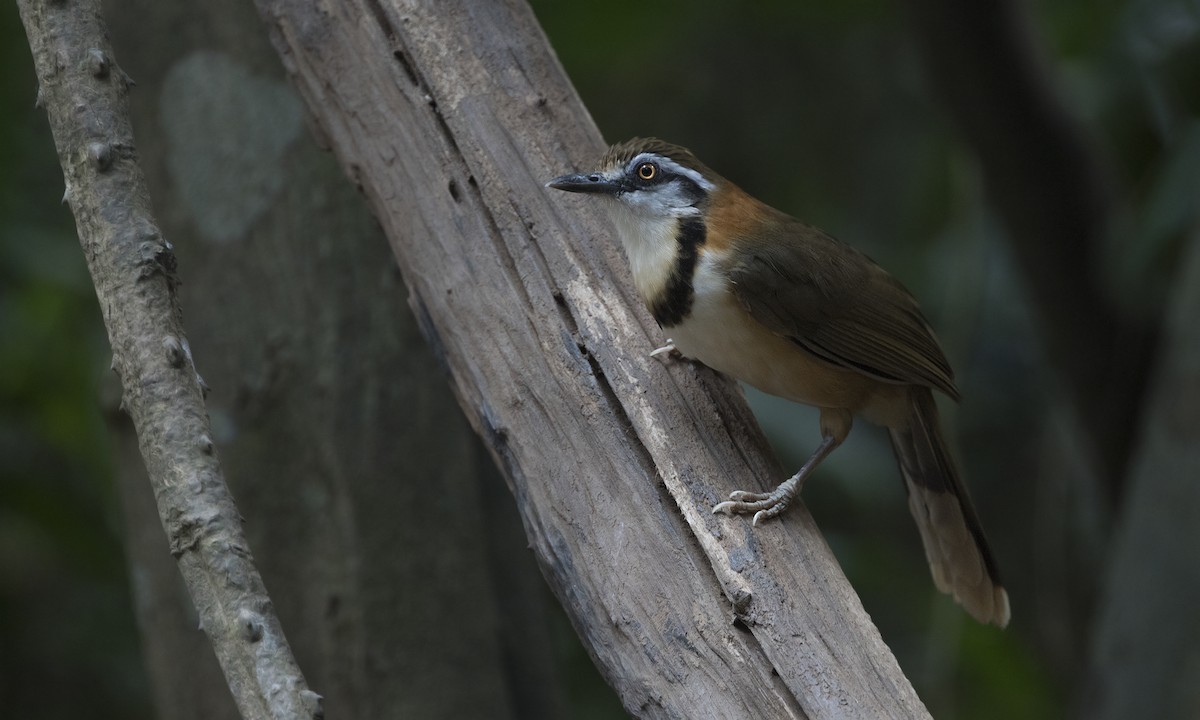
[546,172,621,195]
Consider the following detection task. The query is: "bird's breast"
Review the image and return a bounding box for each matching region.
[668,249,882,413]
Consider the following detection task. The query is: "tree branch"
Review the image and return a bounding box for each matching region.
[16,1,320,718]
[253,0,934,717]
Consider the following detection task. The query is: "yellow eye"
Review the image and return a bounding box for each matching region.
[636,162,657,180]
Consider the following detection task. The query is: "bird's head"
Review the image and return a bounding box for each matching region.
[547,139,726,303]
[547,138,717,221]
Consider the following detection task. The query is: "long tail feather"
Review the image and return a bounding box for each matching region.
[889,388,1010,626]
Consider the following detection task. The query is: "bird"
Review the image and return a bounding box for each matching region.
[547,138,1009,627]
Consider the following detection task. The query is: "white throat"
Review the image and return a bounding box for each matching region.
[605,202,680,303]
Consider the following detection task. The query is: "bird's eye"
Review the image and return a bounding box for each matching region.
[636,162,657,181]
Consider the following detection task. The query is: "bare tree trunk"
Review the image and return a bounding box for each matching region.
[252,0,934,717]
[1081,229,1200,720]
[102,0,566,717]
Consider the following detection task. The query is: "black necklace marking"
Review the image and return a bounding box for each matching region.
[650,216,706,328]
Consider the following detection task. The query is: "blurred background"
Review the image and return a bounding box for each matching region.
[2,0,1197,718]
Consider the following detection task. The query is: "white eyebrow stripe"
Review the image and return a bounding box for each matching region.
[628,152,715,191]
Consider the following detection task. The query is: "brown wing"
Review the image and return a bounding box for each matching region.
[724,219,959,400]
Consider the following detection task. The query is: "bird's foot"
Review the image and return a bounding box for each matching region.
[713,433,840,526]
[649,339,682,361]
[712,475,802,526]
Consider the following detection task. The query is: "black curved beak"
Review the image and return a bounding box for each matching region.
[546,172,621,195]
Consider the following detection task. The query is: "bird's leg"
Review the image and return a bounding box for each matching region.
[649,338,681,360]
[712,435,840,525]
[713,408,851,526]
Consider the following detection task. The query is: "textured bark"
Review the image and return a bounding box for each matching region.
[253,0,933,717]
[1081,230,1200,720]
[16,1,318,718]
[102,0,567,717]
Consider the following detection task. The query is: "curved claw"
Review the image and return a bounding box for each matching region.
[650,339,682,360]
[751,502,788,526]
[712,500,736,515]
[729,490,771,503]
[712,493,786,518]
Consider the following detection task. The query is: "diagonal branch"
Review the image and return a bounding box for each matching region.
[16,1,319,718]
[254,0,936,717]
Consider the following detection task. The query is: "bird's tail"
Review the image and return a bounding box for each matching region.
[888,387,1010,627]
